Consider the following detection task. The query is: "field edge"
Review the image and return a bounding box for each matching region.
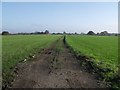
[65,35,120,88]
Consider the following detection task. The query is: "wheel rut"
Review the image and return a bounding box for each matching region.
[11,37,109,88]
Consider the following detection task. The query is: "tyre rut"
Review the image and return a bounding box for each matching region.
[11,37,109,88]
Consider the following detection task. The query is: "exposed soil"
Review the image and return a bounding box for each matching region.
[10,37,109,88]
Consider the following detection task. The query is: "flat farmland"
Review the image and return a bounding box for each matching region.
[2,35,62,84]
[66,35,118,80]
[2,35,119,89]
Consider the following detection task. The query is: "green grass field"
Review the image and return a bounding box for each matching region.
[2,35,61,83]
[66,35,118,80]
[2,34,119,88]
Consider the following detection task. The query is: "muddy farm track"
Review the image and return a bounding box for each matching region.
[9,37,109,89]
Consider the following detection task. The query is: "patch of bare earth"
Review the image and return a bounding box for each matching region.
[11,38,109,88]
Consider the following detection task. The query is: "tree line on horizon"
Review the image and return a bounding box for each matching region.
[1,30,119,36]
[2,30,49,35]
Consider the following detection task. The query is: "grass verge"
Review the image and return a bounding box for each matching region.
[65,35,120,88]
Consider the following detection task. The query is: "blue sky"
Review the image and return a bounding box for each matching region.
[2,2,118,33]
[0,2,2,32]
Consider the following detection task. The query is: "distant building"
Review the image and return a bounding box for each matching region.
[87,31,95,35]
[100,31,109,36]
[44,30,49,34]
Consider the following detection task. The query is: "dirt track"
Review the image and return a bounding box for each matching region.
[11,37,109,88]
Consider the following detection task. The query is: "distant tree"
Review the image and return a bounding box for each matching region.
[63,32,66,34]
[52,33,56,35]
[115,34,118,36]
[2,31,9,35]
[45,30,49,34]
[96,32,99,35]
[75,32,77,34]
[30,33,34,35]
[40,32,44,34]
[36,32,41,34]
[87,31,95,35]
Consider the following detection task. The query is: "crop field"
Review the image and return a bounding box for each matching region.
[2,35,61,83]
[66,35,118,80]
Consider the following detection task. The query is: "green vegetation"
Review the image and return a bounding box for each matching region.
[2,35,61,86]
[66,35,118,82]
[2,34,119,88]
[0,35,2,89]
